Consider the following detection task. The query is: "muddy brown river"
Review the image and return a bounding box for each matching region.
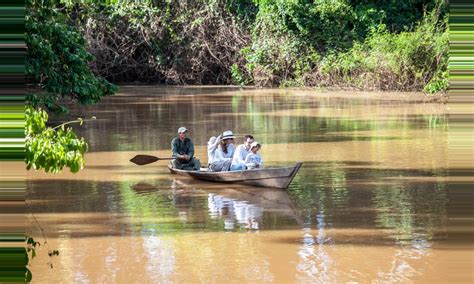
[25,87,472,283]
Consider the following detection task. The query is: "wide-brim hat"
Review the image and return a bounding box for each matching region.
[222,130,236,140]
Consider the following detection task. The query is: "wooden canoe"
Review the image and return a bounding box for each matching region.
[168,162,303,189]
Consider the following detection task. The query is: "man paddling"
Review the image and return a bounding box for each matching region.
[170,127,201,171]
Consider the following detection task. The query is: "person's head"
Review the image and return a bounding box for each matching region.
[243,134,254,149]
[221,130,235,145]
[220,130,235,154]
[250,141,261,154]
[178,126,188,140]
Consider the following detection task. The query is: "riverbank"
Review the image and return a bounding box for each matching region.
[116,85,447,102]
[33,1,448,94]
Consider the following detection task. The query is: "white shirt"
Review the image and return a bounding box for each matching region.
[245,152,263,169]
[207,137,220,164]
[213,144,235,163]
[231,144,251,167]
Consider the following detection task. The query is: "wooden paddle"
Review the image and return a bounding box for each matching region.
[130,155,173,165]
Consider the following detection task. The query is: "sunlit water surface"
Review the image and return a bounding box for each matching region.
[26,87,472,283]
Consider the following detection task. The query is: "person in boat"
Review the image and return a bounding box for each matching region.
[207,134,222,166]
[170,126,201,171]
[244,142,263,169]
[230,134,254,171]
[208,130,236,172]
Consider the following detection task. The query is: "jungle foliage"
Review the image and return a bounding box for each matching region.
[241,0,448,90]
[26,0,117,113]
[25,0,117,173]
[56,0,448,93]
[63,0,252,84]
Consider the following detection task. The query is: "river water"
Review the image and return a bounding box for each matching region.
[27,87,472,283]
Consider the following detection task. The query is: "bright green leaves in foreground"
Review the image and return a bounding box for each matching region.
[25,107,88,174]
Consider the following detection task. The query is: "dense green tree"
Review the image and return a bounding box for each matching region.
[25,0,117,173]
[26,0,117,114]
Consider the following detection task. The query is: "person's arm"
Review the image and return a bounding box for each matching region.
[212,135,222,148]
[244,153,251,163]
[244,153,255,168]
[208,135,221,152]
[213,148,223,162]
[187,139,195,160]
[171,138,181,159]
[229,144,235,157]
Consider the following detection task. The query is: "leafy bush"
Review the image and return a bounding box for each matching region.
[70,1,251,84]
[350,0,441,34]
[25,0,117,174]
[241,32,319,86]
[26,0,117,114]
[316,6,448,91]
[238,0,447,91]
[423,70,448,95]
[255,0,357,51]
[25,107,88,173]
[54,0,447,92]
[231,63,251,85]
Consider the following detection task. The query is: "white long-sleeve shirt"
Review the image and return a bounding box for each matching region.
[207,136,221,164]
[231,144,251,167]
[212,144,235,163]
[244,152,263,169]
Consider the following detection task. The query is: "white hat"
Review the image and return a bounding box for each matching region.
[178,126,188,133]
[222,130,236,140]
[250,141,261,149]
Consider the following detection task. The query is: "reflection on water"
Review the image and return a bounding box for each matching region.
[143,232,175,284]
[208,193,263,230]
[26,87,472,283]
[297,210,333,283]
[72,87,448,153]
